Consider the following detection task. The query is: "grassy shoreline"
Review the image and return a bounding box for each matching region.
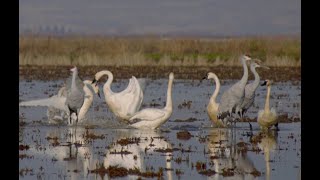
[19,36,300,67]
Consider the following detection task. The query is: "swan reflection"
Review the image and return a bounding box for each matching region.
[208,128,258,179]
[28,126,173,180]
[103,129,173,180]
[252,130,278,180]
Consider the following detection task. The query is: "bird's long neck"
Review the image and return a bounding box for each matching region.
[165,78,173,111]
[265,149,270,180]
[240,59,249,86]
[97,71,114,94]
[251,66,260,90]
[210,75,220,104]
[264,85,271,112]
[71,69,78,90]
[78,84,94,120]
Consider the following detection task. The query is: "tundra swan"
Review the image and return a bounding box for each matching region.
[92,70,144,122]
[257,80,278,130]
[128,72,174,129]
[203,72,226,127]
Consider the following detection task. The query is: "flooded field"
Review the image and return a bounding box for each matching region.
[19,78,301,179]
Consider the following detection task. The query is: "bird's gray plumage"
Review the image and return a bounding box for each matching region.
[65,67,85,125]
[65,72,84,90]
[218,55,251,120]
[239,62,262,118]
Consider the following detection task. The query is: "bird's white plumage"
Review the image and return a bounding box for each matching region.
[19,80,99,124]
[205,72,226,127]
[129,72,174,129]
[95,70,144,121]
[257,80,278,130]
[131,108,166,121]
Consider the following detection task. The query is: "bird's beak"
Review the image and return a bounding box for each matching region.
[260,65,270,69]
[200,75,207,83]
[245,55,252,61]
[92,78,97,84]
[253,59,262,63]
[97,90,101,98]
[261,81,267,86]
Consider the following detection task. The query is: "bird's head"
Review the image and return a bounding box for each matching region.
[261,79,273,86]
[169,72,174,80]
[70,66,77,72]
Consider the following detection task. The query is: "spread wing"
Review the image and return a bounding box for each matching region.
[19,95,67,111]
[113,76,143,115]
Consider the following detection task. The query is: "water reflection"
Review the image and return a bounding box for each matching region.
[43,127,94,180]
[104,129,173,180]
[208,128,257,179]
[28,126,173,179]
[254,130,278,180]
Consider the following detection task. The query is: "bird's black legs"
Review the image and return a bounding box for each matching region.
[248,122,252,130]
[68,106,76,125]
[274,123,279,131]
[75,112,78,124]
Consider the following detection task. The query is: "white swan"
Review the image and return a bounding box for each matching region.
[203,72,226,127]
[257,80,278,130]
[128,72,174,129]
[92,70,144,122]
[19,80,100,124]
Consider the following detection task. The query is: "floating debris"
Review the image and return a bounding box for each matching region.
[117,137,141,146]
[177,130,192,140]
[19,154,34,159]
[173,117,197,122]
[198,169,216,176]
[83,129,105,140]
[221,168,235,177]
[250,169,262,177]
[19,145,30,151]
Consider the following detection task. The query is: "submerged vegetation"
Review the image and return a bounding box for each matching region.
[19,35,300,67]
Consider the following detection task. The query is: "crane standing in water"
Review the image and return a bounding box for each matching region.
[217,55,252,124]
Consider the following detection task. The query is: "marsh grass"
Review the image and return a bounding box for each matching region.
[19,36,300,67]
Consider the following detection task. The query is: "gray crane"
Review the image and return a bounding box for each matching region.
[217,55,252,123]
[239,61,269,129]
[20,79,100,124]
[65,66,85,125]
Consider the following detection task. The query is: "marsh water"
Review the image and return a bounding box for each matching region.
[19,78,301,180]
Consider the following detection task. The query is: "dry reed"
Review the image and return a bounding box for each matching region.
[19,36,300,67]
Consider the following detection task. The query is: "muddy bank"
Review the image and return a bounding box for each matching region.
[19,65,300,81]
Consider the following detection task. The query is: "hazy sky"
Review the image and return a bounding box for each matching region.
[19,0,301,36]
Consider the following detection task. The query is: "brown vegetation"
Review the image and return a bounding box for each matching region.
[19,36,300,67]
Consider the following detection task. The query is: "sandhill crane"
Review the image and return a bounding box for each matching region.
[217,55,252,123]
[239,61,269,129]
[65,66,85,125]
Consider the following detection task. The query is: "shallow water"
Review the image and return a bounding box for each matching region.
[19,79,301,179]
